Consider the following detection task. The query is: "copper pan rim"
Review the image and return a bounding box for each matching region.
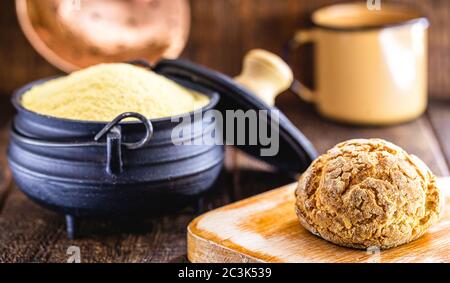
[15,0,191,73]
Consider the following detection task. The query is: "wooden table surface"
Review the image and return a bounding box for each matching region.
[0,94,449,263]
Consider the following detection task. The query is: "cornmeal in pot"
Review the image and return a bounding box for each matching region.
[21,63,210,121]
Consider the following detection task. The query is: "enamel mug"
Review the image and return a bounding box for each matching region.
[290,3,429,125]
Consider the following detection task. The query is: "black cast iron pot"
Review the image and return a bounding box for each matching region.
[8,75,223,237]
[7,59,318,239]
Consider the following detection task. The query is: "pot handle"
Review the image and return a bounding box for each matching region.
[95,112,153,176]
[105,126,123,176]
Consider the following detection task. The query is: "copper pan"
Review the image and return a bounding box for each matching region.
[16,0,190,72]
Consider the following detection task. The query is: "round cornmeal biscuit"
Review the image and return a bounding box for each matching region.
[295,139,442,250]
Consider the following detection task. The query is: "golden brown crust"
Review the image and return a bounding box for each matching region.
[295,139,442,250]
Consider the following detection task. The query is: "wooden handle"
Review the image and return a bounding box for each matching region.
[235,49,293,106]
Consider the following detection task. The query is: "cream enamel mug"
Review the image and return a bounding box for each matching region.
[290,3,429,125]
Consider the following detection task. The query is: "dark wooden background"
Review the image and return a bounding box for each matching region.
[0,0,450,263]
[1,0,450,99]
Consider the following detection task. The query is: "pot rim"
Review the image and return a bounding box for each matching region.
[12,76,220,127]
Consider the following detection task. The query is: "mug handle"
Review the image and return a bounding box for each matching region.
[288,29,316,103]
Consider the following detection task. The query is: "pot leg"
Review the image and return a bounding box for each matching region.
[194,197,205,214]
[65,215,77,240]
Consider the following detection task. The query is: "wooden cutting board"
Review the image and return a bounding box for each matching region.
[188,178,450,263]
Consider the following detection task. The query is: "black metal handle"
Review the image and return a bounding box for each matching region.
[94,112,153,150]
[105,126,123,175]
[94,112,153,175]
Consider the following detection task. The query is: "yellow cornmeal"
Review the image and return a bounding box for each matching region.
[21,63,210,121]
